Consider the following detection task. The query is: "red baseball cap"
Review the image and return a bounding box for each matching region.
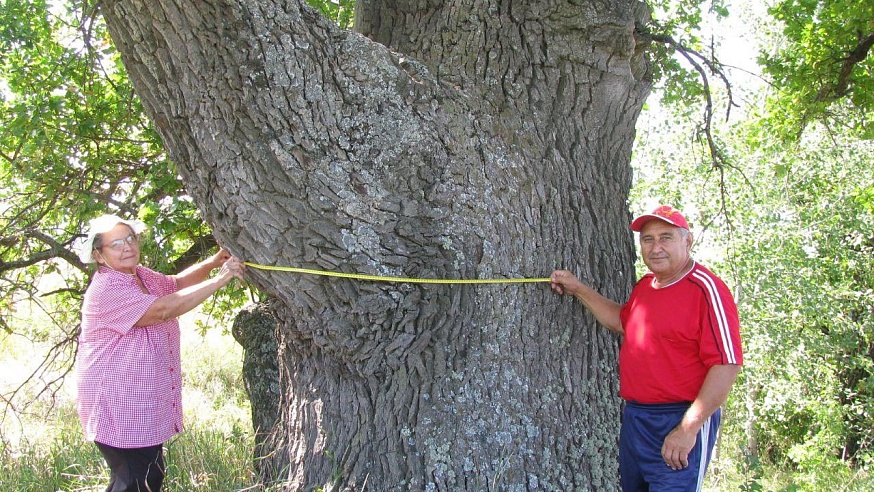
[630,205,690,232]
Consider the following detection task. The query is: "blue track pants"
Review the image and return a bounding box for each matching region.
[618,401,721,492]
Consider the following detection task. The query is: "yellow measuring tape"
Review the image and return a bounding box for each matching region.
[244,262,551,285]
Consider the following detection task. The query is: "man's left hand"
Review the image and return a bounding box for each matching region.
[661,425,697,470]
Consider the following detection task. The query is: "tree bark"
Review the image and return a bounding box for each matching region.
[231,302,281,477]
[100,0,651,489]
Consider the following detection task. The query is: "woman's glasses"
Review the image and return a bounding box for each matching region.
[103,234,139,251]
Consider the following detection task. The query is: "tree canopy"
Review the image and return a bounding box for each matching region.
[761,0,874,140]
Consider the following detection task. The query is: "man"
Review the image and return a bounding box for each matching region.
[551,205,743,491]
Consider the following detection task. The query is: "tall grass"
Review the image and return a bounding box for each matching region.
[1,324,257,492]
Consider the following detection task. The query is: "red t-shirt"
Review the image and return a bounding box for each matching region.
[76,265,182,448]
[618,262,743,403]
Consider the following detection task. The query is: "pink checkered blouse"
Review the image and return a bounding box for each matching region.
[76,265,182,448]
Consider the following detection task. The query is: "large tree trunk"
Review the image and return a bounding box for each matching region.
[101,0,651,489]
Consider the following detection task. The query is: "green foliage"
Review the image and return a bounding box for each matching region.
[759,142,874,465]
[1,0,175,272]
[644,0,731,107]
[759,0,874,140]
[306,0,355,30]
[0,405,107,491]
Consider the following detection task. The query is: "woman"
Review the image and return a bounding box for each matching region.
[75,214,245,492]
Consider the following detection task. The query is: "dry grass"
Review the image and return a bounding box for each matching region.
[1,320,257,492]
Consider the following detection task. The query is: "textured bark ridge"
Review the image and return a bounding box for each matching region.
[231,302,281,477]
[101,0,651,489]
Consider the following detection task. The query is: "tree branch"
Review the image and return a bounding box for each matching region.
[817,31,874,103]
[170,234,218,274]
[639,27,758,236]
[0,324,79,420]
[0,229,91,276]
[645,31,737,170]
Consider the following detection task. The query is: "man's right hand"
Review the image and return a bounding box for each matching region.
[549,270,625,334]
[550,269,581,296]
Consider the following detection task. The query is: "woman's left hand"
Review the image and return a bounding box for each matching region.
[217,255,247,282]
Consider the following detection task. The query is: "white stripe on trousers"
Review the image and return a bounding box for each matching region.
[695,414,713,492]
